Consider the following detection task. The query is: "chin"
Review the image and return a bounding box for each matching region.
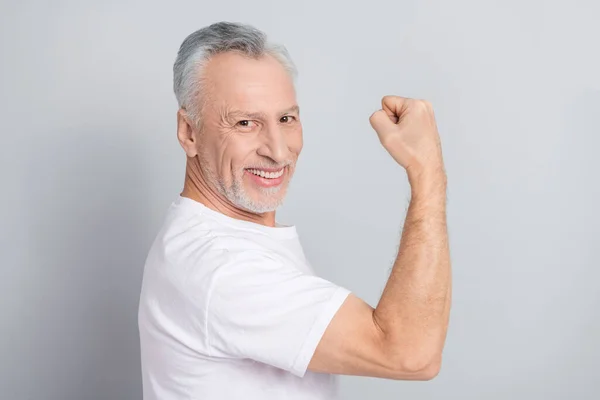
[239,202,280,214]
[255,196,286,212]
[226,187,284,214]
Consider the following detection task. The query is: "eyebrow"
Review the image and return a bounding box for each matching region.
[227,105,300,120]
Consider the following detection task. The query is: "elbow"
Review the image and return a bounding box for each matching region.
[394,354,442,381]
[416,357,442,380]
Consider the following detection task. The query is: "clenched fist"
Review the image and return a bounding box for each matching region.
[369,96,445,181]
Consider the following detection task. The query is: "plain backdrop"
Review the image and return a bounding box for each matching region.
[1,1,599,399]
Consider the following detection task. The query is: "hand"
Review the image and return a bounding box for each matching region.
[369,96,445,181]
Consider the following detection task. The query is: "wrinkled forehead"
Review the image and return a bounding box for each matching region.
[201,52,297,114]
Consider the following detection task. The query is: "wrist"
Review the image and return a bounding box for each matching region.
[408,167,447,200]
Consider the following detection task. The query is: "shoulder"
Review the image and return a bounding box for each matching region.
[157,220,277,284]
[147,203,289,292]
[157,208,266,267]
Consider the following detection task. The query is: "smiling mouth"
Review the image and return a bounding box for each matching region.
[245,167,286,179]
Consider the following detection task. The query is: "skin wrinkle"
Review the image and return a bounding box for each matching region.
[223,105,301,124]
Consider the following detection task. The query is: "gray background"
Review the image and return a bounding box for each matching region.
[1,0,599,399]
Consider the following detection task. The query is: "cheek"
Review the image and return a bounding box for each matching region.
[196,138,217,168]
[290,125,303,154]
[222,139,253,175]
[200,135,234,178]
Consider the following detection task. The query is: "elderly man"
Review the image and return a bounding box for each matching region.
[138,21,451,400]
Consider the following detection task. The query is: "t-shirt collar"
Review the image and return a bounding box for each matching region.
[176,195,298,239]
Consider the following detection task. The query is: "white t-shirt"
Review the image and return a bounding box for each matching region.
[138,195,351,400]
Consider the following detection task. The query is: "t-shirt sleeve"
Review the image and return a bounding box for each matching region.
[205,249,351,377]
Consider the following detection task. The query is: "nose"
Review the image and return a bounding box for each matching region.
[256,123,289,164]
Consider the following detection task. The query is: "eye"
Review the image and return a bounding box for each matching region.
[237,120,255,128]
[280,115,296,123]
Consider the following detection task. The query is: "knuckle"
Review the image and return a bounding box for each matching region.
[421,99,433,109]
[414,99,433,114]
[382,95,407,106]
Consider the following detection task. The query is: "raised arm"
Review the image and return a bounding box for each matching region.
[308,96,451,380]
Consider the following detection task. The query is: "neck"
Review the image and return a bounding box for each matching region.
[180,157,277,228]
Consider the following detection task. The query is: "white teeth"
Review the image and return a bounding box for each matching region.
[248,168,285,179]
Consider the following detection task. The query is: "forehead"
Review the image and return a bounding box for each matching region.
[201,52,296,112]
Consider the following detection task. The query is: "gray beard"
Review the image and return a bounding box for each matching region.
[201,160,288,214]
[219,174,286,214]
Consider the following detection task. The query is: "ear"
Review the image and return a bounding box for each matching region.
[176,109,198,157]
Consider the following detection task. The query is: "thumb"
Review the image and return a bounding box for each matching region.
[369,109,398,135]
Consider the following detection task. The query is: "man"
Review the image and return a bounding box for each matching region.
[138,21,451,400]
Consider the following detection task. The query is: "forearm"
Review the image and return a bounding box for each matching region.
[373,171,451,371]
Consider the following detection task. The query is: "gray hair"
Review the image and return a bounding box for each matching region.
[173,21,298,128]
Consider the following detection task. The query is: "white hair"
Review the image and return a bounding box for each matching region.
[173,21,298,127]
